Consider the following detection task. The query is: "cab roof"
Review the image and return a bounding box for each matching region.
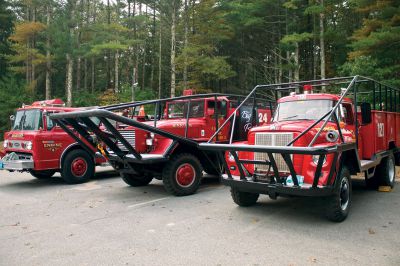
[278,93,353,103]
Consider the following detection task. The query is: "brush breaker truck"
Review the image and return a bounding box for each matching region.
[0,99,108,183]
[199,76,400,222]
[50,92,274,196]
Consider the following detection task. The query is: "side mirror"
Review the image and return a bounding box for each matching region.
[361,102,372,125]
[207,108,215,117]
[9,115,15,122]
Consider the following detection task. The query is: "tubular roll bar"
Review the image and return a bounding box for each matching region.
[208,76,400,146]
[199,142,356,189]
[51,92,275,166]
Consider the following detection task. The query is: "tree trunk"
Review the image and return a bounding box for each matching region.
[170,2,176,97]
[66,54,73,107]
[115,51,119,93]
[131,67,136,102]
[320,0,326,87]
[45,5,51,99]
[294,42,300,82]
[84,58,87,90]
[76,57,81,89]
[158,16,162,98]
[91,57,95,93]
[183,0,189,89]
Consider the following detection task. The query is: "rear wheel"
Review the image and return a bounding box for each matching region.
[122,173,153,187]
[162,153,202,196]
[61,149,94,184]
[326,166,352,222]
[29,170,56,179]
[231,188,259,207]
[375,154,396,188]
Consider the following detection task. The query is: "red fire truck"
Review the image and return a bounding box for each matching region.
[0,99,107,183]
[199,76,400,222]
[51,92,274,196]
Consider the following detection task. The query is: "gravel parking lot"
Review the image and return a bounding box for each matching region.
[1,167,399,266]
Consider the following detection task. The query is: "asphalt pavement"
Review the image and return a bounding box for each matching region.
[0,167,399,265]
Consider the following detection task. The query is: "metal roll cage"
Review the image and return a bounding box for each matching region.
[199,76,400,195]
[50,92,275,167]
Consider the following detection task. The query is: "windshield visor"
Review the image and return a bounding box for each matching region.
[273,100,334,122]
[12,109,43,131]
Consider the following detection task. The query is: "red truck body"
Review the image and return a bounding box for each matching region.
[199,76,400,222]
[1,99,107,183]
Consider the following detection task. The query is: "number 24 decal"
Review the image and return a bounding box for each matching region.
[258,113,269,123]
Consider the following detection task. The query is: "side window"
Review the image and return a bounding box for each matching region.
[339,104,354,125]
[46,112,57,130]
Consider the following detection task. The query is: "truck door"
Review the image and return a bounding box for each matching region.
[205,100,230,142]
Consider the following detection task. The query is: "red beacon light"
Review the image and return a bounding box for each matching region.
[303,85,313,94]
[28,99,66,108]
[183,89,195,96]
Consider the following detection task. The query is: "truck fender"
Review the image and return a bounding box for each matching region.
[60,143,95,168]
[340,148,361,175]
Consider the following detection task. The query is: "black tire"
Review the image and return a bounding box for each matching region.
[122,173,153,187]
[231,188,259,207]
[326,166,352,222]
[29,170,56,179]
[365,175,379,190]
[61,149,94,184]
[375,154,396,188]
[162,153,202,196]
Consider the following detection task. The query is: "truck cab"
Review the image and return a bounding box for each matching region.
[1,99,106,183]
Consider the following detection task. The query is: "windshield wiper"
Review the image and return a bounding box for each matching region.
[281,115,298,120]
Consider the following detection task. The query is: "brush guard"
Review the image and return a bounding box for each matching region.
[199,142,356,197]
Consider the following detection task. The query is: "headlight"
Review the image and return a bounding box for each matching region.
[146,138,153,146]
[25,141,33,150]
[3,140,8,148]
[326,130,339,142]
[312,155,326,165]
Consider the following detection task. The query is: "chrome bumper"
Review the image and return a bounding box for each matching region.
[1,159,34,171]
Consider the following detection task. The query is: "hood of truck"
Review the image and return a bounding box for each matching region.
[140,118,206,130]
[249,120,338,135]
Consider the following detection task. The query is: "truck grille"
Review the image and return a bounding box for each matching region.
[254,132,294,172]
[117,130,136,151]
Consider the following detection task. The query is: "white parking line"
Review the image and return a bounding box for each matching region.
[127,197,170,209]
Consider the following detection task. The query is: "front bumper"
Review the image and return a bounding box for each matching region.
[1,159,34,171]
[222,175,334,197]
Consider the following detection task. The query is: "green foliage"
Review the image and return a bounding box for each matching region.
[0,0,14,77]
[0,75,32,138]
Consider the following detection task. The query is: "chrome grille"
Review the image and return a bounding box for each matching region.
[254,132,294,172]
[117,130,135,151]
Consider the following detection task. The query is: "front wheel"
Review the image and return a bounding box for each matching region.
[61,149,95,184]
[29,170,56,179]
[122,173,153,187]
[162,153,202,196]
[231,188,259,207]
[326,166,352,222]
[376,154,396,188]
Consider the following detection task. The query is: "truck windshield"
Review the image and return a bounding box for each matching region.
[12,109,43,131]
[168,100,204,118]
[273,100,333,122]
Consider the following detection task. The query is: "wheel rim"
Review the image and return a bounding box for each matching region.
[388,157,395,184]
[340,177,350,211]
[71,157,88,177]
[175,163,196,187]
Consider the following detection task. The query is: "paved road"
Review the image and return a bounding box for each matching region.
[0,168,399,265]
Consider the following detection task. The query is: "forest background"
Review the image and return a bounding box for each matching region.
[0,0,399,137]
